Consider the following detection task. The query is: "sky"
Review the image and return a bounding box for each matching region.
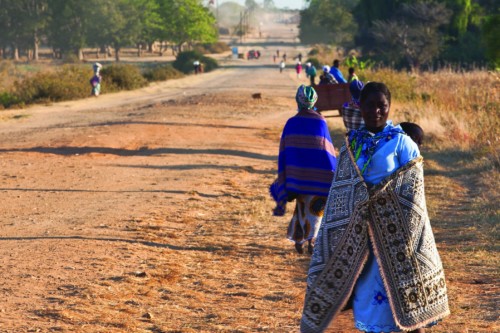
[218,0,305,10]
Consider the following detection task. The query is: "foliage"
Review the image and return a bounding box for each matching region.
[482,14,500,68]
[305,57,321,69]
[172,50,218,74]
[299,0,358,45]
[12,65,91,104]
[100,64,148,91]
[142,64,184,82]
[156,0,217,51]
[46,0,91,58]
[370,3,452,70]
[344,55,374,71]
[193,42,230,54]
[0,91,21,109]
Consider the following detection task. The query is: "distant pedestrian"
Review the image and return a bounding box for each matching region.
[279,60,286,73]
[90,62,102,97]
[347,67,359,83]
[329,59,347,83]
[295,61,302,78]
[305,62,317,86]
[273,55,277,63]
[193,60,201,74]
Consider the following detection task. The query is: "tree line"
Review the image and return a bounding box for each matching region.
[0,0,217,62]
[299,0,499,70]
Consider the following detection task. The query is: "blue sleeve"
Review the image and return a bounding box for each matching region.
[398,134,420,166]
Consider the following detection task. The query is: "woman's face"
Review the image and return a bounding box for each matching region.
[360,92,390,133]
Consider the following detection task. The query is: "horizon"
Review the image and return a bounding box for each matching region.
[216,0,304,10]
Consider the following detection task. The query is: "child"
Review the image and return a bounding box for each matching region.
[400,122,424,146]
[347,67,359,83]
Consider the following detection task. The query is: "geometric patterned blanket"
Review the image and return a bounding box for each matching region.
[300,141,449,332]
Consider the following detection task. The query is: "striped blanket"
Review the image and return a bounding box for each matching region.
[270,109,336,216]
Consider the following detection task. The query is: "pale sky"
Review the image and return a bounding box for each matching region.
[218,0,305,10]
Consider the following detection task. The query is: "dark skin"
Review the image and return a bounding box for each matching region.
[360,92,390,133]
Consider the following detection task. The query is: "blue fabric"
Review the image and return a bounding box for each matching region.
[354,122,420,186]
[354,252,402,333]
[270,109,336,216]
[351,121,420,331]
[329,66,347,83]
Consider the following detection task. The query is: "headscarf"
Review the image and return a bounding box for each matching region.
[322,65,330,72]
[295,84,318,111]
[349,79,364,102]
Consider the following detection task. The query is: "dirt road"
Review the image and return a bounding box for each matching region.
[0,21,355,332]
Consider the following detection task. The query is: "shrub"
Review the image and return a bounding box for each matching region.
[305,57,321,69]
[143,64,184,82]
[0,91,20,108]
[193,42,230,54]
[13,65,91,104]
[100,64,148,91]
[173,50,218,74]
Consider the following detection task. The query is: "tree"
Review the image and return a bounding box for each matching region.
[370,2,452,70]
[482,14,500,68]
[157,0,217,53]
[0,0,48,60]
[47,0,93,59]
[262,0,275,10]
[87,0,151,61]
[299,0,358,45]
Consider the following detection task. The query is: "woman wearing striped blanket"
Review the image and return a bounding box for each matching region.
[270,85,337,254]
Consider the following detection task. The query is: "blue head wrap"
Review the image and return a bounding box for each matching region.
[349,80,364,102]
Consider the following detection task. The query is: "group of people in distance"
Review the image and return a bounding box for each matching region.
[301,59,355,87]
[270,77,448,332]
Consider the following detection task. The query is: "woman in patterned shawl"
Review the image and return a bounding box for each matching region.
[270,85,337,254]
[300,82,449,333]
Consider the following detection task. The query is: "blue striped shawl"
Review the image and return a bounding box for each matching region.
[270,109,336,216]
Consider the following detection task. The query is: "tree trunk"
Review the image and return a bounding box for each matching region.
[78,48,83,60]
[114,46,121,62]
[12,44,19,60]
[33,30,39,61]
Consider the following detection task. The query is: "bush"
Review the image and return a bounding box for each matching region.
[193,42,230,54]
[100,64,148,91]
[0,91,20,108]
[143,64,184,82]
[173,50,218,74]
[305,57,321,69]
[13,65,91,104]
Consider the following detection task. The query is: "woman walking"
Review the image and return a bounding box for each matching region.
[300,82,449,332]
[270,85,337,254]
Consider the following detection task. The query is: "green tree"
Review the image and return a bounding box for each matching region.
[157,0,217,53]
[0,0,48,60]
[442,0,471,37]
[47,0,93,59]
[299,0,358,45]
[482,14,500,68]
[371,2,451,70]
[88,0,152,61]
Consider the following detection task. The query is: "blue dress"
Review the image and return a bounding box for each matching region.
[351,121,420,332]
